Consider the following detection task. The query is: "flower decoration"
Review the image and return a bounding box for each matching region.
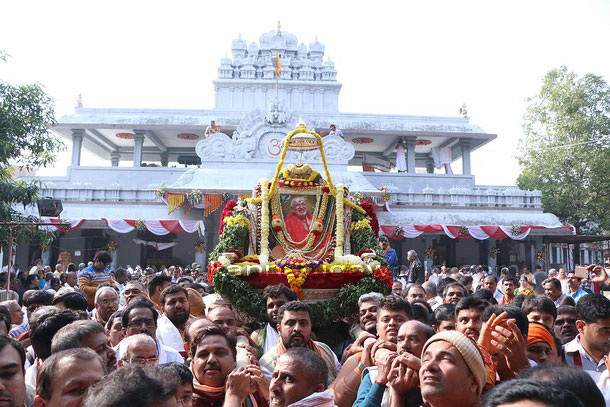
[224,215,250,229]
[134,219,146,231]
[394,226,404,237]
[352,192,364,203]
[511,225,523,236]
[107,241,118,251]
[334,184,345,258]
[39,242,48,251]
[188,189,203,205]
[194,242,205,252]
[312,219,324,235]
[155,185,167,198]
[350,219,371,232]
[373,266,393,290]
[379,184,391,202]
[426,247,436,258]
[536,251,545,262]
[359,201,379,236]
[458,226,470,238]
[218,200,238,235]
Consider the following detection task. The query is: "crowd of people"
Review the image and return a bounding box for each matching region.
[0,248,608,407]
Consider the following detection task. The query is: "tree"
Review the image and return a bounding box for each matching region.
[0,51,65,249]
[517,66,610,238]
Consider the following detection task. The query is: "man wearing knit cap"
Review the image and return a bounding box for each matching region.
[419,331,485,407]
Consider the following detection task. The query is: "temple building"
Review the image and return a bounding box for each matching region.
[13,27,604,273]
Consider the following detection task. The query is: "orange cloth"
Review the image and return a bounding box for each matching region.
[476,342,496,387]
[527,323,556,351]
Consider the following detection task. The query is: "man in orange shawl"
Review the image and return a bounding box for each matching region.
[283,196,313,243]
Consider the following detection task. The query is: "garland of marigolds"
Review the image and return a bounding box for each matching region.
[269,127,336,198]
[334,184,345,258]
[351,210,388,268]
[212,267,388,328]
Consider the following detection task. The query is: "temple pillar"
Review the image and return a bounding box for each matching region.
[160,151,169,167]
[70,129,85,166]
[405,136,417,173]
[426,155,435,174]
[460,138,472,175]
[133,130,145,167]
[110,151,121,167]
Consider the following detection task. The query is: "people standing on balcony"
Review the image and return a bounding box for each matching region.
[329,124,343,138]
[204,120,220,137]
[405,250,424,285]
[396,140,407,173]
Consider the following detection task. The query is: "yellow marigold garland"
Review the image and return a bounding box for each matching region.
[259,179,270,263]
[223,215,250,229]
[285,267,312,299]
[350,218,371,232]
[334,184,345,259]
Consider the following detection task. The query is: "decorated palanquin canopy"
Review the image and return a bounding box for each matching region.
[208,123,391,324]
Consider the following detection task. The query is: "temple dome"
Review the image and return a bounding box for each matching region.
[231,35,247,50]
[309,38,325,53]
[260,30,298,51]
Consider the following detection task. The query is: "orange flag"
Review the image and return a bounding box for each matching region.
[275,51,281,75]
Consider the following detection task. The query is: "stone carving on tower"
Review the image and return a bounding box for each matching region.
[264,98,287,126]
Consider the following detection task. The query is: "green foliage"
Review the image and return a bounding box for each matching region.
[209,224,250,261]
[212,268,267,321]
[0,54,65,246]
[212,268,388,328]
[351,209,388,267]
[517,66,610,233]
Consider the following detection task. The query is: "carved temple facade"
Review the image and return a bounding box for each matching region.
[12,28,603,273]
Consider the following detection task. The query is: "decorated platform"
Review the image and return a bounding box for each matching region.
[208,121,391,327]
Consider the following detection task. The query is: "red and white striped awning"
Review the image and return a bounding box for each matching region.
[42,218,205,236]
[380,224,575,241]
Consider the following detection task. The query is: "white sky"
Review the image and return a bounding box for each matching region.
[1,0,609,185]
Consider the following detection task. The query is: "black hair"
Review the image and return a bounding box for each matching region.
[95,251,112,265]
[147,274,173,297]
[459,275,473,287]
[377,295,413,320]
[455,297,488,316]
[52,291,88,311]
[158,362,193,386]
[437,277,457,297]
[512,294,527,309]
[481,304,529,336]
[433,303,456,326]
[410,301,432,325]
[519,363,603,407]
[473,288,496,304]
[483,378,582,407]
[38,348,105,400]
[0,306,11,332]
[262,284,298,302]
[51,320,105,354]
[522,295,557,322]
[278,301,313,323]
[502,277,517,286]
[30,309,81,360]
[24,290,53,307]
[441,282,468,299]
[557,305,577,316]
[115,268,127,277]
[404,284,425,298]
[576,294,610,323]
[82,365,177,407]
[191,326,237,359]
[159,284,189,307]
[25,275,39,287]
[0,335,25,370]
[283,347,329,388]
[121,297,159,328]
[543,277,561,290]
[105,309,123,331]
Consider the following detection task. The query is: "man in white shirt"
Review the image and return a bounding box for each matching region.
[564,294,610,374]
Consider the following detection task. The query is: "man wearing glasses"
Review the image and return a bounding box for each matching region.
[78,251,115,307]
[118,333,159,367]
[564,294,610,374]
[114,297,183,365]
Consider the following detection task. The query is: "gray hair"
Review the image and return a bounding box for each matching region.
[290,196,307,208]
[0,300,18,309]
[94,286,118,305]
[358,292,384,307]
[118,333,157,360]
[51,320,105,354]
[422,281,437,296]
[407,250,417,258]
